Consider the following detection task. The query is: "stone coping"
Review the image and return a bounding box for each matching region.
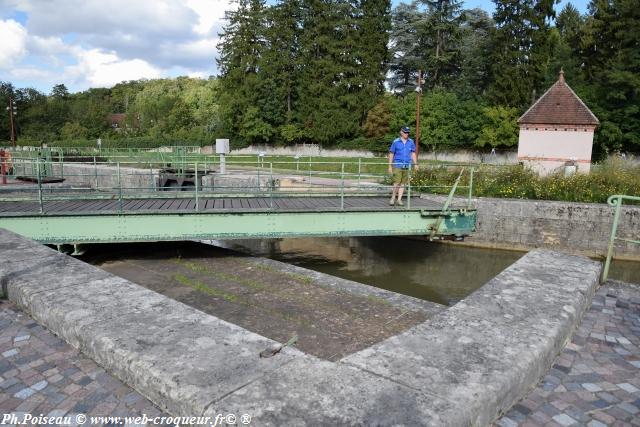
[0,228,601,425]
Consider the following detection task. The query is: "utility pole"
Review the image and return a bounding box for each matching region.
[415,70,424,156]
[6,98,16,147]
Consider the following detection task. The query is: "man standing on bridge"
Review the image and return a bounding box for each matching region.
[388,126,418,206]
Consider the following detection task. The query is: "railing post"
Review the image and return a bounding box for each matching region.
[407,168,411,210]
[603,195,623,282]
[257,164,261,192]
[117,162,123,214]
[269,162,274,210]
[340,163,345,210]
[36,159,44,214]
[468,167,474,209]
[93,156,99,190]
[195,161,199,211]
[358,158,362,190]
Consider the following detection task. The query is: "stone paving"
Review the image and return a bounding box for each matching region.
[0,299,165,425]
[497,281,640,427]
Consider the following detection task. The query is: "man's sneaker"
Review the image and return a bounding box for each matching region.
[396,200,404,206]
[389,198,395,206]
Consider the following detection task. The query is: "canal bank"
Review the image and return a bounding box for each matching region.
[422,194,640,261]
[1,228,603,425]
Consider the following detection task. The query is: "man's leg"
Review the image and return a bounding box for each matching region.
[396,170,407,205]
[390,169,400,205]
[390,183,398,204]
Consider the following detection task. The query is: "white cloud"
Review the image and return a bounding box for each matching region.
[66,49,162,88]
[3,0,234,90]
[0,19,28,69]
[185,0,229,35]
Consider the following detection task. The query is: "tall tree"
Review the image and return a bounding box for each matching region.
[418,0,465,89]
[455,8,494,98]
[217,0,269,142]
[582,0,640,152]
[388,2,423,94]
[488,0,556,108]
[544,3,585,88]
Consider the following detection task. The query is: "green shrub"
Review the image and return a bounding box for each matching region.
[409,158,640,203]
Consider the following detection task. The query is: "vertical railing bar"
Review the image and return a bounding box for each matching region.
[117,162,123,214]
[93,156,98,190]
[603,195,623,282]
[407,168,411,210]
[36,159,44,214]
[468,167,474,209]
[269,162,274,210]
[195,161,199,211]
[340,163,345,210]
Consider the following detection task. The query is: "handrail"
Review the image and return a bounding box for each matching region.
[602,194,640,282]
[0,158,476,217]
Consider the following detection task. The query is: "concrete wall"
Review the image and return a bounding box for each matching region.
[229,144,518,165]
[517,127,595,175]
[51,163,158,191]
[0,228,602,426]
[457,196,640,260]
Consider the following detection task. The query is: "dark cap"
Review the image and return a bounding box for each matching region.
[401,126,410,134]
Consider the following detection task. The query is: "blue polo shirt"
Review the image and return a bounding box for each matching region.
[389,138,416,168]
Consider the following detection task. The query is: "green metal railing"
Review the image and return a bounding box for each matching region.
[602,194,640,282]
[0,158,476,215]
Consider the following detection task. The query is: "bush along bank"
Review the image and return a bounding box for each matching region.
[409,158,640,204]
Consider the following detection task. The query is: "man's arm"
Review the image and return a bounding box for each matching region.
[411,151,418,171]
[388,151,394,174]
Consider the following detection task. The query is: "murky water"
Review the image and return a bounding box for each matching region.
[82,236,640,307]
[211,237,640,306]
[209,238,522,305]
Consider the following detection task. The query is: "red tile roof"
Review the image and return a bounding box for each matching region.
[518,70,599,126]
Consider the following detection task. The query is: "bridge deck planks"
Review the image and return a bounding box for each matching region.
[0,196,451,216]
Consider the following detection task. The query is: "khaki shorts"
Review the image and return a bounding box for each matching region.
[392,168,409,184]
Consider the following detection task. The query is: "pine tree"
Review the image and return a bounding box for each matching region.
[388,2,423,94]
[217,0,269,142]
[488,0,556,108]
[582,0,640,152]
[456,8,494,98]
[418,0,465,89]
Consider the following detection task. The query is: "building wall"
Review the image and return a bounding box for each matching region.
[517,126,595,175]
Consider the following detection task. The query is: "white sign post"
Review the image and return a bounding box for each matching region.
[216,139,230,174]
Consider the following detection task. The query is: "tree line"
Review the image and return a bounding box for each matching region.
[1,0,638,155]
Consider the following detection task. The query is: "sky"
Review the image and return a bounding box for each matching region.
[0,0,590,94]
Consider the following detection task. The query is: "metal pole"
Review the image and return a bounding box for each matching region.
[407,168,411,209]
[415,70,422,157]
[93,156,98,190]
[195,161,199,211]
[468,167,474,209]
[36,160,43,213]
[603,195,623,282]
[8,97,16,147]
[340,163,345,210]
[269,162,273,210]
[358,158,361,190]
[117,162,123,213]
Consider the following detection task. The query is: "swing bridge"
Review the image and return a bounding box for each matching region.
[0,147,477,247]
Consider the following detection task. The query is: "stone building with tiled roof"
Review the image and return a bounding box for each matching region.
[517,70,599,175]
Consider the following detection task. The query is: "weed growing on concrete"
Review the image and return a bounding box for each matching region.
[173,259,268,291]
[253,262,314,285]
[173,273,240,303]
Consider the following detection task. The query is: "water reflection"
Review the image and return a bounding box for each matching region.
[212,237,525,306]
